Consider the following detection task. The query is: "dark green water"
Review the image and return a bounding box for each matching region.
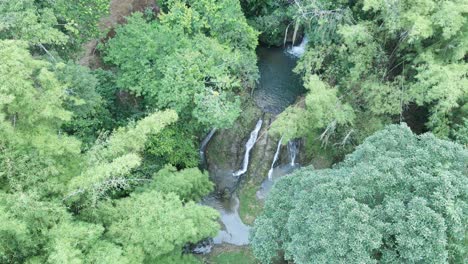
[254,46,305,115]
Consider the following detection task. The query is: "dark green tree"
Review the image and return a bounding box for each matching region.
[251,124,467,263]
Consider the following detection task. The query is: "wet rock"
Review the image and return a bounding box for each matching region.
[185,238,214,255]
[247,113,279,184]
[205,100,262,192]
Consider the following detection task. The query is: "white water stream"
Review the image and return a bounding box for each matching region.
[287,36,308,57]
[268,136,283,179]
[233,119,263,177]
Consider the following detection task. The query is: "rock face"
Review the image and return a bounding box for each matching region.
[246,114,278,184]
[205,101,261,193]
[206,106,259,169]
[205,101,283,194]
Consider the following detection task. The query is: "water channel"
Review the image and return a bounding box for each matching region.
[198,41,306,251]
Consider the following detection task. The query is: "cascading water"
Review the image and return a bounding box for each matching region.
[200,45,307,249]
[287,140,299,166]
[199,128,217,165]
[287,36,308,57]
[267,136,283,180]
[233,119,263,177]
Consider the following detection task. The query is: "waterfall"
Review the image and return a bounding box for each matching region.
[267,136,283,180]
[233,119,263,177]
[199,128,217,165]
[287,36,308,57]
[200,129,217,157]
[287,140,299,166]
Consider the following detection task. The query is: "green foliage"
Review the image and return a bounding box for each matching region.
[0,0,68,45]
[410,59,468,136]
[57,62,113,147]
[104,0,259,129]
[103,191,218,261]
[0,0,109,56]
[141,165,213,202]
[0,40,83,196]
[53,0,109,44]
[164,0,259,51]
[0,41,217,262]
[0,40,80,154]
[93,69,144,128]
[452,118,468,146]
[260,0,467,147]
[67,110,178,202]
[0,192,73,263]
[269,75,355,142]
[240,0,294,45]
[145,125,200,169]
[251,124,467,263]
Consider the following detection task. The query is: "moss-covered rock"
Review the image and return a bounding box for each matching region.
[205,100,263,193]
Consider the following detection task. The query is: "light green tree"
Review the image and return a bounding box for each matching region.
[269,75,355,142]
[266,0,467,145]
[0,0,109,56]
[103,191,218,262]
[67,110,178,204]
[139,165,214,202]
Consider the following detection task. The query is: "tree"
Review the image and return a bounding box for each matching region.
[0,0,109,56]
[0,40,81,196]
[67,110,178,204]
[145,124,200,169]
[104,0,259,129]
[102,191,218,262]
[139,165,214,202]
[57,62,113,147]
[269,75,355,143]
[251,124,467,263]
[0,40,218,263]
[263,0,467,146]
[0,40,79,154]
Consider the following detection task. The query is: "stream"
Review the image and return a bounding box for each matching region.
[197,40,307,251]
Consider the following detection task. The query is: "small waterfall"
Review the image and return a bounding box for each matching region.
[287,140,299,166]
[233,119,263,177]
[287,36,308,57]
[199,128,217,162]
[267,136,283,180]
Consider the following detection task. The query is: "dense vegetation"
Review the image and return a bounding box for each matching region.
[0,0,466,263]
[249,0,467,148]
[251,124,467,263]
[0,0,256,263]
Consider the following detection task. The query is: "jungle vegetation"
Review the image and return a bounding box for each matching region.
[0,0,466,263]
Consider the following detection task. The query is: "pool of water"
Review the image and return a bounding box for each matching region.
[203,195,250,246]
[253,46,305,115]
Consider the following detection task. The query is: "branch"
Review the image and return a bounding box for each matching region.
[38,43,57,62]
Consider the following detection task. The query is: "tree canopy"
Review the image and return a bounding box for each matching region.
[104,0,259,129]
[0,0,109,57]
[254,0,467,147]
[0,39,218,263]
[251,124,467,263]
[1,0,466,263]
